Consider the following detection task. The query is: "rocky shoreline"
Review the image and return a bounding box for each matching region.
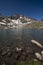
[0,46,34,65]
[0,40,43,65]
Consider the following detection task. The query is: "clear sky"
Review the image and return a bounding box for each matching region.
[0,0,43,20]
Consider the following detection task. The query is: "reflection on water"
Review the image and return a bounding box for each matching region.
[0,28,43,47]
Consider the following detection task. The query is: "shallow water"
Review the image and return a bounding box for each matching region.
[0,28,43,47]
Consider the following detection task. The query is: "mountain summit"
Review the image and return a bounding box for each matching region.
[0,14,37,29]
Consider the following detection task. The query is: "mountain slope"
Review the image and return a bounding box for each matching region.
[0,14,37,29]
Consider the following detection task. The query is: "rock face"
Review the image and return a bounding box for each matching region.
[0,15,37,29]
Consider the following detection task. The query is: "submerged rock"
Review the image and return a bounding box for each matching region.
[7,47,10,52]
[15,47,23,53]
[2,51,7,56]
[7,52,12,57]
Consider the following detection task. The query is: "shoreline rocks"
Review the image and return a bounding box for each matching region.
[0,42,43,65]
[0,46,34,65]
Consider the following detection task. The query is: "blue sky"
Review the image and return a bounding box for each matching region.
[0,0,43,20]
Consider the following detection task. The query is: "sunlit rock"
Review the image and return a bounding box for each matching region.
[41,50,43,55]
[31,40,43,48]
[35,52,42,60]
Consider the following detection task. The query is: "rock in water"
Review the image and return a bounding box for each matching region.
[31,40,43,48]
[15,47,22,52]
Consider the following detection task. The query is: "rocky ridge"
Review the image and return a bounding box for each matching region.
[0,15,37,29]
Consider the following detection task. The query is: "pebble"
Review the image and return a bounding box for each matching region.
[15,47,22,52]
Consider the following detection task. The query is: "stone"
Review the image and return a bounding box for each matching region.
[31,40,43,48]
[33,59,38,61]
[15,47,22,53]
[35,52,42,60]
[2,51,7,56]
[41,50,43,55]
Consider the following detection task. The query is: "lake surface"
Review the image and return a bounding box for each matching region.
[0,28,43,48]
